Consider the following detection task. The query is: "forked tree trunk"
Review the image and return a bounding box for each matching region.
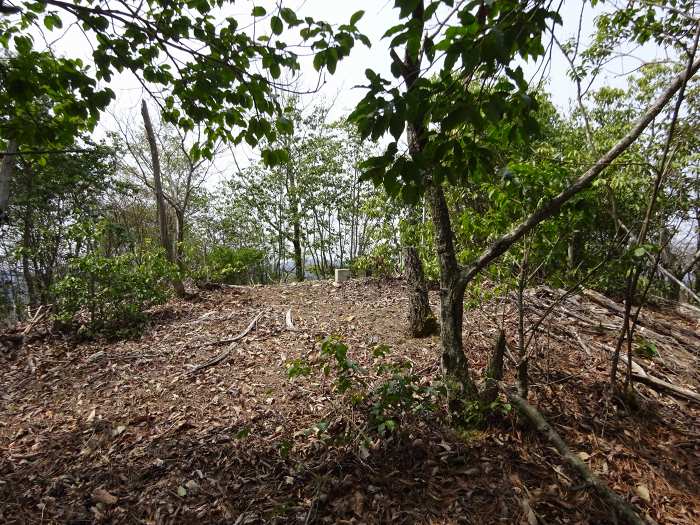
[141,100,186,297]
[427,184,477,398]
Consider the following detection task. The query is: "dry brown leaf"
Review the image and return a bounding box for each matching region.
[92,488,118,506]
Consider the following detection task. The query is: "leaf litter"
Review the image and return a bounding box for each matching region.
[0,279,698,524]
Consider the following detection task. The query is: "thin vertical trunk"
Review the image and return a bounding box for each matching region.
[141,100,186,297]
[0,139,18,223]
[399,1,436,337]
[174,208,187,273]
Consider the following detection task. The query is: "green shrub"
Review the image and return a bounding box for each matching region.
[351,244,397,278]
[53,246,175,337]
[199,246,266,284]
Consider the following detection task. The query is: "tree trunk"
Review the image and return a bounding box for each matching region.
[427,183,477,398]
[404,244,437,336]
[292,221,304,281]
[0,139,18,224]
[141,100,186,297]
[174,207,187,273]
[393,0,436,338]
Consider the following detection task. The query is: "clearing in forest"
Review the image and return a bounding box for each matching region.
[1,279,698,524]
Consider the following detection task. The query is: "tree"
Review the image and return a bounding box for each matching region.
[350,0,700,401]
[141,100,186,296]
[116,104,215,283]
[0,1,368,217]
[1,140,117,306]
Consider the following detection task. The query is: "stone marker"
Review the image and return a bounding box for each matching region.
[335,269,351,283]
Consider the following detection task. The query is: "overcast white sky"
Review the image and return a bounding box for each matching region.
[31,1,668,167]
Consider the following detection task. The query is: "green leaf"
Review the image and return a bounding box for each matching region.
[350,10,365,25]
[389,111,404,140]
[270,16,283,35]
[280,7,299,25]
[312,51,324,71]
[251,6,266,17]
[43,13,63,30]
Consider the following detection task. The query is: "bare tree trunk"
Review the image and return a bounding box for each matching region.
[427,183,477,398]
[292,221,303,281]
[141,100,186,297]
[0,139,18,224]
[174,207,187,273]
[404,244,437,336]
[390,0,437,338]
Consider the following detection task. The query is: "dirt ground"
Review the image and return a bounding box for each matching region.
[1,278,698,524]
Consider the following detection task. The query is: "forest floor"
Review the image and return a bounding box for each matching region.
[1,278,699,524]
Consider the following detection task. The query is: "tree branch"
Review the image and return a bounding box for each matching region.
[459,56,700,288]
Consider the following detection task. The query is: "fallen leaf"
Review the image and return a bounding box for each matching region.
[577,451,590,461]
[635,485,651,503]
[177,486,187,497]
[353,491,365,515]
[92,488,118,506]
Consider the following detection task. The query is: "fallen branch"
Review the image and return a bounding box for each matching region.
[186,343,238,376]
[500,383,648,525]
[187,311,263,375]
[583,289,700,353]
[197,311,264,348]
[633,373,700,404]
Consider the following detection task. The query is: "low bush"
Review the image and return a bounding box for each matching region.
[198,246,267,285]
[53,246,175,338]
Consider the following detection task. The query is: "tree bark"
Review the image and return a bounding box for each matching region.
[0,139,18,224]
[404,244,437,336]
[427,183,477,397]
[141,100,186,297]
[395,0,437,338]
[174,207,187,273]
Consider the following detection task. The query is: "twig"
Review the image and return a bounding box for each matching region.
[197,311,265,348]
[187,311,264,375]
